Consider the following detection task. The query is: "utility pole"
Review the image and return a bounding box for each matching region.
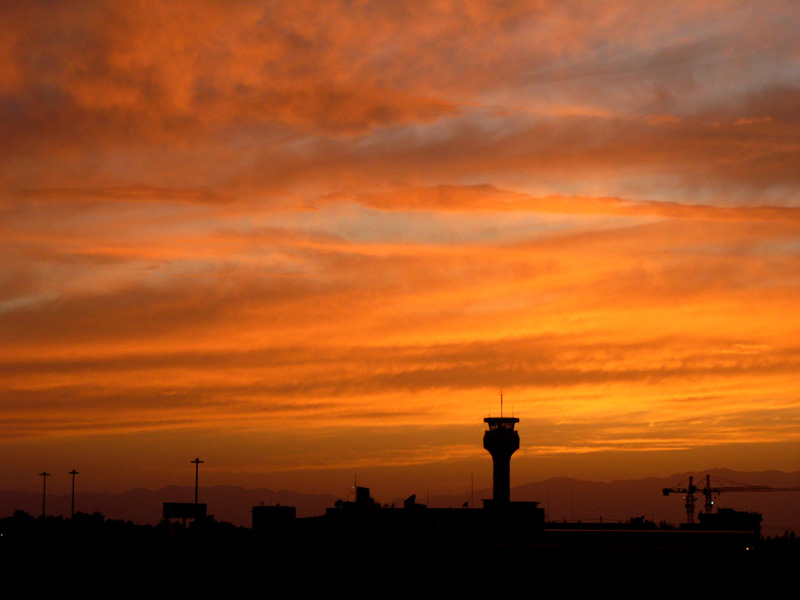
[69,470,79,517]
[190,458,203,504]
[39,472,51,517]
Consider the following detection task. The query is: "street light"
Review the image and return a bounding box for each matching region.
[190,458,203,504]
[69,470,79,517]
[39,472,51,517]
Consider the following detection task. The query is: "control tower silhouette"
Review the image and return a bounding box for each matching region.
[483,408,519,505]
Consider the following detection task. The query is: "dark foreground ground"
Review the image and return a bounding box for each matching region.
[3,511,797,590]
[3,537,797,591]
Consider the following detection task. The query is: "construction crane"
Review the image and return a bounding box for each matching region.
[663,474,800,524]
[662,476,699,524]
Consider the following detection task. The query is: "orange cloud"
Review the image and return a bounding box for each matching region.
[2,0,800,495]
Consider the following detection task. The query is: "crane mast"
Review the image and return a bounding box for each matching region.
[662,476,699,524]
[664,474,800,525]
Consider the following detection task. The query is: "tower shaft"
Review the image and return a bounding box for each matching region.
[483,417,519,504]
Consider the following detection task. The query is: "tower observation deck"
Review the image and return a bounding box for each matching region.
[483,416,519,504]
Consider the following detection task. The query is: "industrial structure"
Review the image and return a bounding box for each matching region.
[663,473,800,530]
[250,413,763,547]
[254,411,544,539]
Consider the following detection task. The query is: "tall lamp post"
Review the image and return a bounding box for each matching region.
[190,458,203,504]
[39,471,51,517]
[69,470,79,517]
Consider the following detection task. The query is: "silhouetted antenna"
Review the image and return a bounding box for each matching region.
[39,471,51,517]
[500,390,504,417]
[190,458,203,504]
[471,473,474,509]
[69,470,79,517]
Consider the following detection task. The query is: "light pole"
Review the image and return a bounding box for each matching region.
[190,458,203,504]
[69,470,79,517]
[39,471,51,517]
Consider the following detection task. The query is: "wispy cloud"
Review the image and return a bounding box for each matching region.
[2,0,800,492]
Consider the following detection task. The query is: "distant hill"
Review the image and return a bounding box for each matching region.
[3,469,798,534]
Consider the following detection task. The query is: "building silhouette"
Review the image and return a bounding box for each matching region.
[483,416,519,504]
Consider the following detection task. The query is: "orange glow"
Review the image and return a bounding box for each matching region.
[2,1,800,498]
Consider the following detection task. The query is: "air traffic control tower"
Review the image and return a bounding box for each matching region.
[483,415,519,504]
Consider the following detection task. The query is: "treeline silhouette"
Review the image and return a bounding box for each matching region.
[1,509,252,543]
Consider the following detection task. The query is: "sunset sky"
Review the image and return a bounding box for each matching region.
[2,1,800,501]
